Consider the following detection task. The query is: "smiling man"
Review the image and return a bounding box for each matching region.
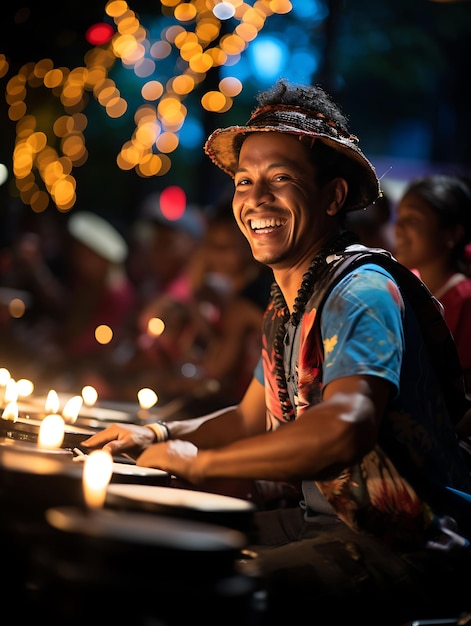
[83,79,471,625]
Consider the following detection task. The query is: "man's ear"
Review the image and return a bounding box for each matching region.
[326,177,348,216]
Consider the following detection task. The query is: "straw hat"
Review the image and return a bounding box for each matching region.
[204,103,380,212]
[68,211,128,264]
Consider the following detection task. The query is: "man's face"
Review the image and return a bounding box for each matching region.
[232,132,335,270]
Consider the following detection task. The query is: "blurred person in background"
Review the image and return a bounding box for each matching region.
[117,196,273,415]
[32,210,137,398]
[128,193,206,307]
[0,211,70,377]
[189,196,273,405]
[395,174,471,395]
[113,197,207,406]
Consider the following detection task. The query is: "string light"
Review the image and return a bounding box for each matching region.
[3,1,293,213]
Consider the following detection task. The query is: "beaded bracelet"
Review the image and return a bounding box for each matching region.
[146,420,170,443]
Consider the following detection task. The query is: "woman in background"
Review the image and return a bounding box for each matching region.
[395,174,471,395]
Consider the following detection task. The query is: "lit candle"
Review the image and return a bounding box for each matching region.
[82,449,113,509]
[45,389,60,414]
[1,401,19,422]
[81,385,98,407]
[0,368,11,406]
[62,395,83,424]
[16,378,34,399]
[137,387,158,424]
[4,378,18,407]
[38,414,65,449]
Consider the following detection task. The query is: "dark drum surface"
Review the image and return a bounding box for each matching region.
[106,482,256,533]
[0,415,95,449]
[0,444,86,610]
[108,460,171,486]
[31,506,258,626]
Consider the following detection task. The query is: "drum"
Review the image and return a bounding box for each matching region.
[108,460,170,487]
[0,446,168,612]
[0,443,84,512]
[31,506,258,626]
[0,435,73,458]
[0,415,95,450]
[106,482,256,533]
[0,443,85,609]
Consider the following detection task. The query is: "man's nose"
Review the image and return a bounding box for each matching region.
[245,181,274,207]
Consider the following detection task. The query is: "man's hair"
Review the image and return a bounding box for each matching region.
[257,79,350,129]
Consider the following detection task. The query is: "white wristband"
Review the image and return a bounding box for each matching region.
[146,421,170,443]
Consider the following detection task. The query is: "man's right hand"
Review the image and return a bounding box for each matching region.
[81,423,156,459]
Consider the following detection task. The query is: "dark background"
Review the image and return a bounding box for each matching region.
[1,0,471,227]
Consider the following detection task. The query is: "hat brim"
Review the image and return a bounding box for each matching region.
[204,125,380,212]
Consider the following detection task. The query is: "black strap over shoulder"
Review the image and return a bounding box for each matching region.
[298,244,470,427]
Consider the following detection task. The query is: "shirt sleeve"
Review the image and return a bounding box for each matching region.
[320,263,405,393]
[254,356,264,385]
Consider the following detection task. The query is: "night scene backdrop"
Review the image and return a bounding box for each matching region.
[1,0,471,229]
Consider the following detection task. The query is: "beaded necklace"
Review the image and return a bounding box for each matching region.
[270,230,358,421]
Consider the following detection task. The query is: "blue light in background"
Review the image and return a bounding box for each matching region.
[292,0,329,21]
[286,49,320,83]
[249,35,288,84]
[220,56,251,83]
[179,115,204,150]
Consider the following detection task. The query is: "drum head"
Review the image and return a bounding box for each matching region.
[106,483,255,532]
[110,461,170,487]
[47,505,247,551]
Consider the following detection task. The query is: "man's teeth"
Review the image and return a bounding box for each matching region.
[250,218,284,230]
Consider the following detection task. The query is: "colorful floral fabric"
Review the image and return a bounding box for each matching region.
[260,260,471,549]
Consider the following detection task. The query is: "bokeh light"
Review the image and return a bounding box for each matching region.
[86,23,115,46]
[159,184,186,220]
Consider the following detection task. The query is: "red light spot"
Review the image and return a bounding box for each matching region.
[160,186,186,220]
[85,23,115,46]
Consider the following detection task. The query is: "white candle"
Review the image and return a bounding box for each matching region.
[137,387,158,424]
[81,385,98,406]
[38,413,65,449]
[82,449,113,509]
[62,395,83,424]
[0,368,11,406]
[1,401,19,422]
[137,387,158,409]
[4,378,18,406]
[16,378,34,399]
[45,389,60,414]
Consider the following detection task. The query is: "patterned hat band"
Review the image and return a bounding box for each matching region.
[203,102,381,212]
[246,104,359,145]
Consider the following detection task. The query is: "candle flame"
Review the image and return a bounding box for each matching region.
[137,387,158,409]
[45,389,60,414]
[82,449,113,508]
[4,378,18,403]
[2,401,19,422]
[16,378,34,398]
[62,395,83,423]
[81,385,98,406]
[0,368,11,386]
[38,413,65,449]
